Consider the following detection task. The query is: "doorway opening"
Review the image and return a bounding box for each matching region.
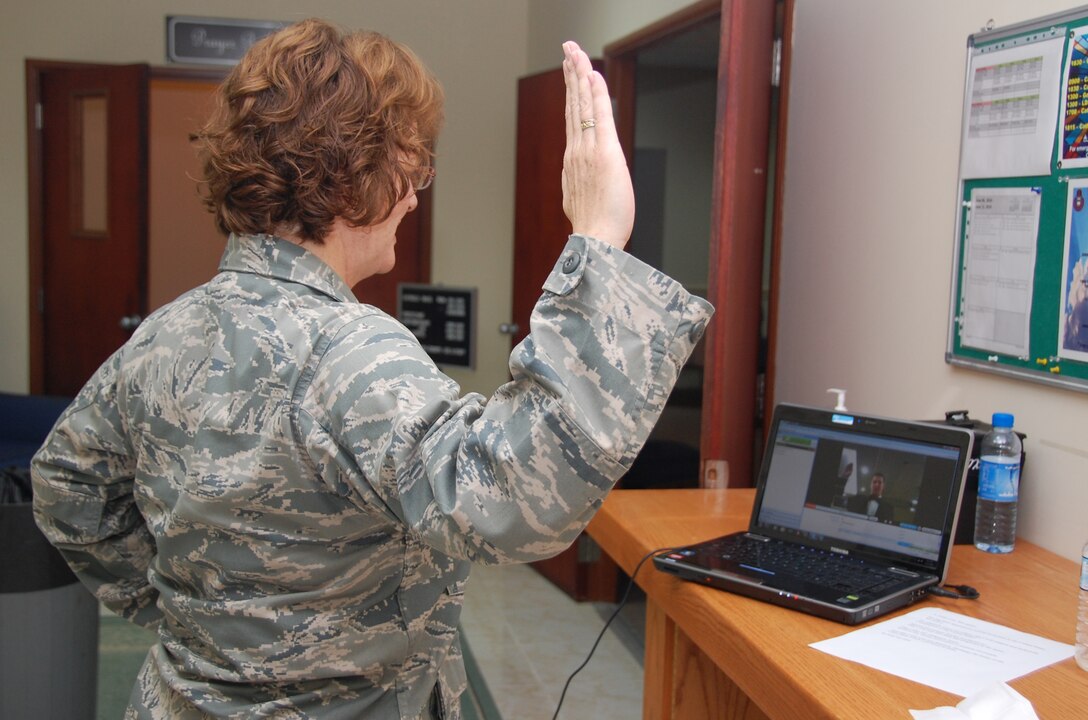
[606,8,720,491]
[606,0,789,489]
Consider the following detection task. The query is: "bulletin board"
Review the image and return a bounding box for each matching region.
[947,4,1088,392]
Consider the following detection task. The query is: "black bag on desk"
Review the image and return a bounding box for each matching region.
[935,410,1027,545]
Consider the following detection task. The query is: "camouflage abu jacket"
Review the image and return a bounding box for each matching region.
[32,233,713,719]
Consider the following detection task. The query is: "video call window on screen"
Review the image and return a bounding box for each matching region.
[762,422,960,535]
[802,436,959,533]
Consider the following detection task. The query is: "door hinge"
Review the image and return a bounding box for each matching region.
[38,287,45,314]
[755,372,766,421]
[771,38,782,88]
[35,102,44,130]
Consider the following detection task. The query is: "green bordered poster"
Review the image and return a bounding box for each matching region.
[948,4,1088,391]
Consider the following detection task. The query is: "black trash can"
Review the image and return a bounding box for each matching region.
[0,392,98,720]
[1,467,99,720]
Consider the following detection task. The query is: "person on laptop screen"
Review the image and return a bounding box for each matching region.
[847,472,894,522]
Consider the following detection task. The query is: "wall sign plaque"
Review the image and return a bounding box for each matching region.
[167,16,286,65]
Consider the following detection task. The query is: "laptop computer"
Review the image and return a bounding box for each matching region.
[653,403,975,624]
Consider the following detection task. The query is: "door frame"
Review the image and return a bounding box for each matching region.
[25,60,48,393]
[763,0,794,436]
[605,0,791,486]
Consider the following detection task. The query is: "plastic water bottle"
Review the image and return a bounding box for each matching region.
[973,412,1021,553]
[1077,541,1088,671]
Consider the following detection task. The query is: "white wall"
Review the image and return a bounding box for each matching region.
[777,0,1088,561]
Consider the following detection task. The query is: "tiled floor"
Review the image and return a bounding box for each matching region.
[97,614,155,718]
[97,563,645,719]
[459,563,646,720]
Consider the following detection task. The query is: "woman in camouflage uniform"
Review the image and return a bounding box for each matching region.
[32,18,712,719]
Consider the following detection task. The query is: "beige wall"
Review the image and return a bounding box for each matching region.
[1,0,533,395]
[1,0,693,397]
[11,0,1080,558]
[777,0,1088,561]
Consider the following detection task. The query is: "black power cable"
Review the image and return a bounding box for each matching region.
[928,583,980,600]
[549,547,978,718]
[551,546,674,720]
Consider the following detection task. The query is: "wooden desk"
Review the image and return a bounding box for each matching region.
[586,489,1086,719]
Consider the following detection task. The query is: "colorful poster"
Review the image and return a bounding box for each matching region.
[1059,179,1088,361]
[1058,26,1088,168]
[961,36,1065,179]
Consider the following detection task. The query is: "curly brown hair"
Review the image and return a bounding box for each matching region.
[193,18,444,242]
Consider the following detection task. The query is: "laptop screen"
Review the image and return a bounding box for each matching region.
[752,407,970,573]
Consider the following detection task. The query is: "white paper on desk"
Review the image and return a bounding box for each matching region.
[809,607,1073,697]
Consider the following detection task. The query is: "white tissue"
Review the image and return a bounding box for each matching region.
[909,683,1039,720]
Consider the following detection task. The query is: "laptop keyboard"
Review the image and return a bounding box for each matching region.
[706,535,902,594]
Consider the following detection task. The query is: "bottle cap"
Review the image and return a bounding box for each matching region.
[991,412,1014,428]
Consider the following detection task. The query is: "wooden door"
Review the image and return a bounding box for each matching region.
[144,71,431,319]
[509,67,571,347]
[28,60,431,399]
[28,61,148,397]
[146,72,224,312]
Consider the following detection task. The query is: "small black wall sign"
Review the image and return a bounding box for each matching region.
[397,284,477,369]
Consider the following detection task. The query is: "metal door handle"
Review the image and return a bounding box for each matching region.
[498,323,520,335]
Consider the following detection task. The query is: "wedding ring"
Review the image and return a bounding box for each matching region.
[580,119,596,130]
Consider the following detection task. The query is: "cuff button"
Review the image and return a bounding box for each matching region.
[561,252,581,274]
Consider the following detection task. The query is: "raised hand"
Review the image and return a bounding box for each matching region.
[561,41,635,250]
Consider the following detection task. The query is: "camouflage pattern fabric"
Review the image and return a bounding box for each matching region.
[32,233,713,719]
